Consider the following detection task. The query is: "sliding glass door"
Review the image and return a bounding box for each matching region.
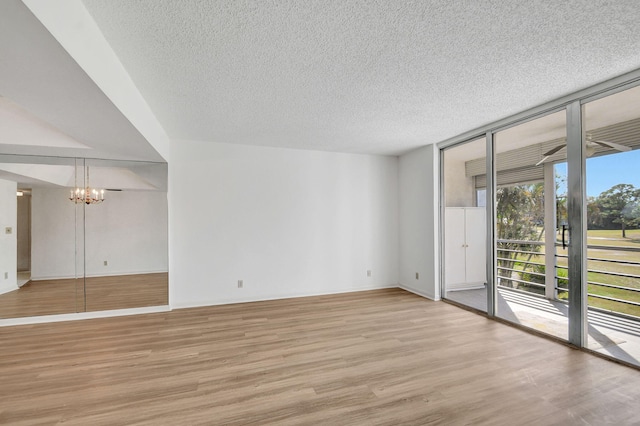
[441,80,640,367]
[493,110,569,341]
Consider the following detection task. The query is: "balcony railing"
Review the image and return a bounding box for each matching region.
[497,239,640,320]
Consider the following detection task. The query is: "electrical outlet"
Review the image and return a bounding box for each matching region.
[238,280,243,288]
[415,272,419,280]
[367,270,372,277]
[4,272,8,280]
[104,260,108,266]
[5,227,11,235]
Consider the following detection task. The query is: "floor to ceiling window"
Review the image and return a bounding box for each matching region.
[441,77,640,368]
[582,84,640,365]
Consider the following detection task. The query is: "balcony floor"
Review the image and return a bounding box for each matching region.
[445,286,640,368]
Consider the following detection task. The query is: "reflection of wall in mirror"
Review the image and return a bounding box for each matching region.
[30,187,75,280]
[31,188,168,280]
[0,179,17,295]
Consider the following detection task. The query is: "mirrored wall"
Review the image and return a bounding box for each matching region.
[0,154,168,319]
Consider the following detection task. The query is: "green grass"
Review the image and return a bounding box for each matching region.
[586,229,640,247]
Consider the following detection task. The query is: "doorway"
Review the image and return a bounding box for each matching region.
[16,189,30,287]
[492,110,569,341]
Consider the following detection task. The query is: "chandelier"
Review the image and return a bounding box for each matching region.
[69,167,105,205]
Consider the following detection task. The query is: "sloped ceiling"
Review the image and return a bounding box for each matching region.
[0,0,166,162]
[79,0,640,155]
[0,97,91,150]
[0,163,162,191]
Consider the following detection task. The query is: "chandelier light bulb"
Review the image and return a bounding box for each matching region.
[68,167,105,205]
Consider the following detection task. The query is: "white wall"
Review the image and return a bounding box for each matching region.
[444,156,475,207]
[0,179,17,295]
[398,145,440,300]
[31,188,167,280]
[169,140,399,308]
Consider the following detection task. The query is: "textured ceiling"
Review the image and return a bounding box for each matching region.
[81,0,640,155]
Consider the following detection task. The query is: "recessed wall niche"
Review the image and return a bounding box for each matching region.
[0,154,168,319]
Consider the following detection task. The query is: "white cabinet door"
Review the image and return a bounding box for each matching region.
[444,208,466,288]
[464,208,486,285]
[445,207,486,290]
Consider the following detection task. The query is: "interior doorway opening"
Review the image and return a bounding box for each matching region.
[16,188,31,287]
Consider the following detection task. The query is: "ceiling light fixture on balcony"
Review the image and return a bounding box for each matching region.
[69,167,104,205]
[536,133,631,166]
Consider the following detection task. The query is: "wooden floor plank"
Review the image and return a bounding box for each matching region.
[1,288,639,425]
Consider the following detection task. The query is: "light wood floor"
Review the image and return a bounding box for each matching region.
[0,273,168,319]
[0,288,639,425]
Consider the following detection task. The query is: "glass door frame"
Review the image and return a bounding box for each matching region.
[440,72,640,354]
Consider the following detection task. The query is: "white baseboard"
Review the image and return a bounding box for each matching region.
[171,284,399,310]
[0,283,428,328]
[0,305,171,327]
[30,270,168,281]
[398,283,439,301]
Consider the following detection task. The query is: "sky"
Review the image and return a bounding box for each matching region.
[554,149,640,198]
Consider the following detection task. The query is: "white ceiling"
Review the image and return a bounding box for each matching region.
[78,0,640,155]
[0,0,165,162]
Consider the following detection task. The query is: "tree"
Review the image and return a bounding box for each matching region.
[586,196,603,229]
[596,184,640,238]
[496,183,544,289]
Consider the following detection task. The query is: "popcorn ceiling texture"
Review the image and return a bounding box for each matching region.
[81,0,640,155]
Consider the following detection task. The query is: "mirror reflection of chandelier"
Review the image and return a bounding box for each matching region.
[69,166,105,205]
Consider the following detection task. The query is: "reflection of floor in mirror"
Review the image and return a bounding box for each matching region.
[85,273,169,312]
[445,287,640,368]
[0,273,168,319]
